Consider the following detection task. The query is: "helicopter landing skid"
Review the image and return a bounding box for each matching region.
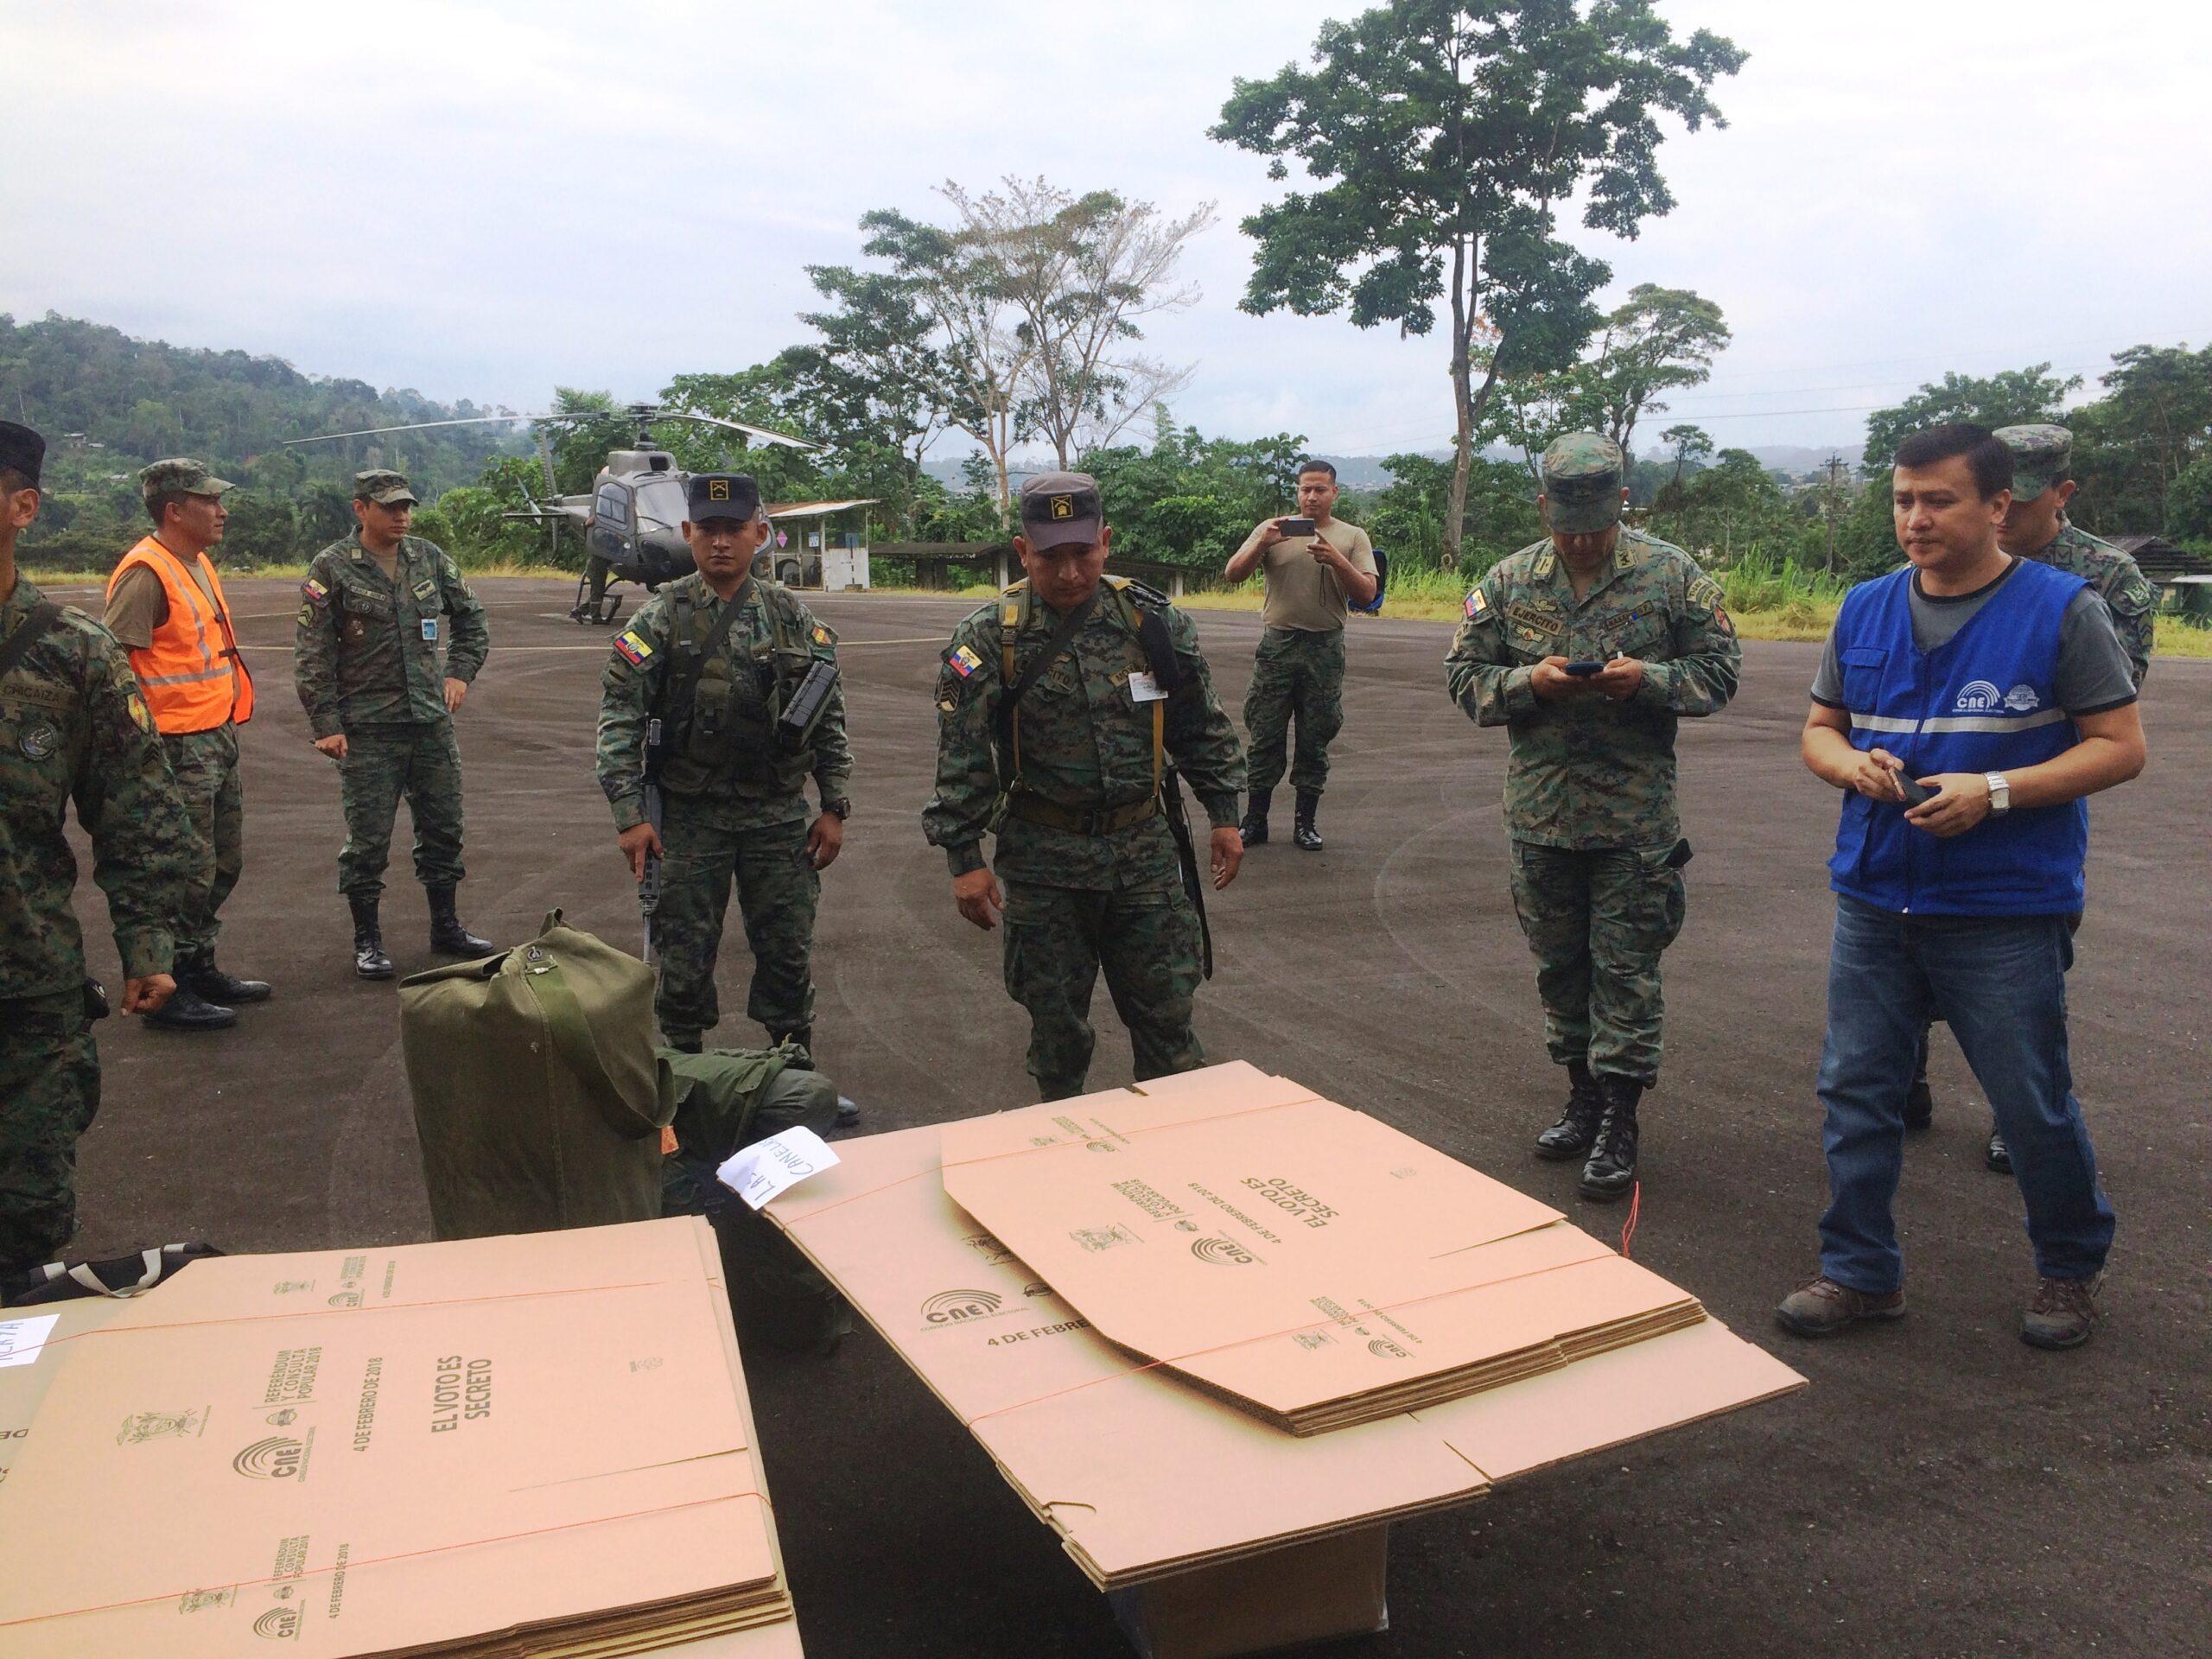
[569,575,623,626]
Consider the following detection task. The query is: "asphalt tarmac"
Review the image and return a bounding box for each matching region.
[52,575,2210,1658]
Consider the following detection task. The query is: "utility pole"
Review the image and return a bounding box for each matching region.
[1823,454,1846,575]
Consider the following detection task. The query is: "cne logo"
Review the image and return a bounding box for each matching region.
[1367,1337,1411,1360]
[1191,1235,1258,1267]
[2003,683,2042,711]
[921,1288,1004,1325]
[1954,680,2003,713]
[253,1607,300,1640]
[233,1437,306,1480]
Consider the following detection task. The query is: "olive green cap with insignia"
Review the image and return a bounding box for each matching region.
[1540,432,1626,533]
[353,467,419,506]
[138,457,235,502]
[1993,424,2071,502]
[1018,470,1103,551]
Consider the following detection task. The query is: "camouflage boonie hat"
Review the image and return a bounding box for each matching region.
[138,458,235,502]
[1540,432,1625,533]
[1993,424,2070,502]
[353,467,418,506]
[1019,471,1103,551]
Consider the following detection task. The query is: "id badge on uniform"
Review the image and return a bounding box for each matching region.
[1128,670,1168,703]
[420,618,439,643]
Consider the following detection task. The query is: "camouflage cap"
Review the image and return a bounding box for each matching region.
[1993,424,2071,502]
[1018,471,1103,551]
[1540,432,1625,533]
[139,458,235,502]
[353,467,418,506]
[685,472,761,523]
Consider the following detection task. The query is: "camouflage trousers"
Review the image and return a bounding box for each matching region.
[336,721,466,897]
[0,988,99,1276]
[1243,626,1346,797]
[1001,877,1205,1101]
[655,800,818,1045]
[1508,841,1688,1084]
[163,722,242,960]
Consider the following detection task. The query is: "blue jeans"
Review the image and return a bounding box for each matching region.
[1816,896,2114,1293]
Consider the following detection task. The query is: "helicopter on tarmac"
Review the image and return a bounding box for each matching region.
[284,402,829,625]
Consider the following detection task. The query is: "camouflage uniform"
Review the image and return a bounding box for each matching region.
[596,573,849,1046]
[1243,628,1346,797]
[923,572,1247,1100]
[1995,424,2158,690]
[1444,444,1740,1085]
[1,578,195,1273]
[295,531,490,896]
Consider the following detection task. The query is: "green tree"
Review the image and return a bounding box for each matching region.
[1211,0,1745,568]
[1860,364,2079,468]
[1580,283,1731,462]
[2072,343,2212,535]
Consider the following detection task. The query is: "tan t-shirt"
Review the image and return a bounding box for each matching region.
[103,550,222,651]
[1236,517,1376,633]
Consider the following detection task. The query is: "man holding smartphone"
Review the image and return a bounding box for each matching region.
[1224,459,1376,851]
[1782,423,2143,1351]
[1444,433,1740,1201]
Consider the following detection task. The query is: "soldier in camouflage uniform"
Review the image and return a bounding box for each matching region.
[296,469,494,977]
[597,474,851,1057]
[0,422,197,1274]
[925,472,1248,1101]
[1224,459,1379,850]
[1444,433,1742,1200]
[1900,424,2164,1173]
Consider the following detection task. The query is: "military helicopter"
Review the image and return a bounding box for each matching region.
[286,402,823,624]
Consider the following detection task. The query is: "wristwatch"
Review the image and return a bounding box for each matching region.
[823,798,852,822]
[1984,772,2010,817]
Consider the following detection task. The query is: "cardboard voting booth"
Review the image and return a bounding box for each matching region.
[0,1220,805,1658]
[763,1063,1805,1656]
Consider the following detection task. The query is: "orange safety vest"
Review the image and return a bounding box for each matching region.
[106,537,257,733]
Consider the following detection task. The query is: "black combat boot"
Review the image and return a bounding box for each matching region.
[1293,790,1324,851]
[426,887,495,958]
[773,1027,860,1128]
[1239,791,1271,846]
[144,980,238,1032]
[178,950,270,1007]
[1534,1058,1606,1160]
[1580,1075,1643,1202]
[350,893,395,981]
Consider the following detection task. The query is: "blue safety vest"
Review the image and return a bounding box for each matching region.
[1827,558,2088,915]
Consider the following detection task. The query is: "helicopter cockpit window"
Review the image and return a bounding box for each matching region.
[632,476,689,532]
[595,485,630,527]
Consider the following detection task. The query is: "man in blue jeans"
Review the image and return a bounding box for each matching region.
[1780,423,2145,1351]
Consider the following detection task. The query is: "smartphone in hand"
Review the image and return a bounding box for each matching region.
[1562,660,1606,677]
[1280,516,1317,537]
[1897,775,1939,809]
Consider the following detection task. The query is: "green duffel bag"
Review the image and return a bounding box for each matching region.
[397,909,673,1239]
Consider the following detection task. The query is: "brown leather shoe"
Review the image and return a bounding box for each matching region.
[2022,1274,2100,1351]
[1775,1275,1905,1338]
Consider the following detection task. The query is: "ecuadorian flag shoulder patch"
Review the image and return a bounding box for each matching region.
[949,644,982,678]
[302,577,328,604]
[613,630,654,666]
[1464,588,1489,620]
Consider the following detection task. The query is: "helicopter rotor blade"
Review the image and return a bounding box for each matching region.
[647,410,823,451]
[281,413,573,447]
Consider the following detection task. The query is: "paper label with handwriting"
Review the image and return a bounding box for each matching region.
[717,1128,842,1211]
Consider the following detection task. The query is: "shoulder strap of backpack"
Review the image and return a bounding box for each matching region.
[0,601,64,683]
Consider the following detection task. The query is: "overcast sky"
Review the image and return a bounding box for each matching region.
[6,0,2209,461]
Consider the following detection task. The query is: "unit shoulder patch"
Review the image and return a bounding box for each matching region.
[810,622,836,647]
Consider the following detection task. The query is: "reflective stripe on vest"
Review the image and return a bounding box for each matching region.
[1827,560,2087,916]
[106,538,257,732]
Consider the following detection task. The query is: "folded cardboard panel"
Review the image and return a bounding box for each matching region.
[938,1066,1700,1432]
[0,1220,798,1658]
[767,1118,1803,1593]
